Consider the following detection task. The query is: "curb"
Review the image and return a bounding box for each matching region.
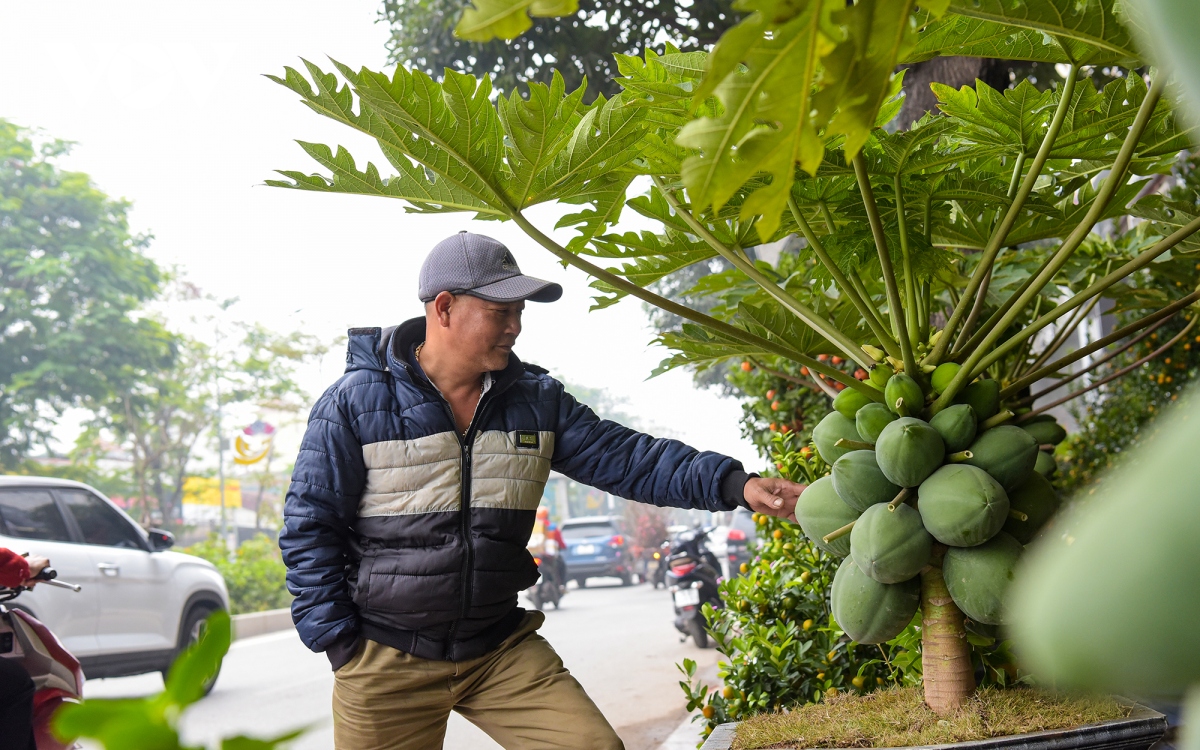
[231,608,293,640]
[660,715,703,750]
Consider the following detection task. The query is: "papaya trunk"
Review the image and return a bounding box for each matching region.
[920,546,975,714]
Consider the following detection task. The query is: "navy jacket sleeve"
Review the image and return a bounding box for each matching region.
[278,382,366,655]
[549,380,749,511]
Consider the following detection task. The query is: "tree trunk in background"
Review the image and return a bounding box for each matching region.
[920,545,975,713]
[898,57,1013,129]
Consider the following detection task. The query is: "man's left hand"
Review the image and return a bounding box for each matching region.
[743,477,804,523]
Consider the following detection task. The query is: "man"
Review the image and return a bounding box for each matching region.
[280,232,803,750]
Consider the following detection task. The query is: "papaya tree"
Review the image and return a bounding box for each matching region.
[267,0,1198,714]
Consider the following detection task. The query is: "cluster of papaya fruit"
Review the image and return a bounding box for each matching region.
[796,363,1068,644]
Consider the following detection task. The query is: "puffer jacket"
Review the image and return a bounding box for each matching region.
[280,318,751,665]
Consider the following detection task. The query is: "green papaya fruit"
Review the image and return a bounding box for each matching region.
[1021,419,1068,446]
[918,464,1009,547]
[965,425,1039,491]
[850,503,933,584]
[1034,450,1057,478]
[832,450,900,513]
[869,364,893,388]
[831,557,920,644]
[943,532,1023,625]
[813,412,863,464]
[875,417,946,487]
[929,403,977,453]
[856,403,897,444]
[1002,471,1060,544]
[834,387,873,419]
[931,362,961,394]
[884,373,924,416]
[955,379,1000,420]
[794,476,859,557]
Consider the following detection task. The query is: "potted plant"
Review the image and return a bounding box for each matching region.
[266,0,1195,745]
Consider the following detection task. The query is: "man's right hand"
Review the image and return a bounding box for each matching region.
[744,477,804,523]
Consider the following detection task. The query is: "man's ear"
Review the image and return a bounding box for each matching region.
[432,292,455,328]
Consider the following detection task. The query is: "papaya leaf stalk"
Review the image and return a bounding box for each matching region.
[1015,316,1199,421]
[651,175,875,370]
[930,64,1080,364]
[509,211,883,399]
[1001,291,1200,398]
[969,211,1200,381]
[932,75,1166,412]
[853,152,918,377]
[1011,316,1173,407]
[789,197,903,360]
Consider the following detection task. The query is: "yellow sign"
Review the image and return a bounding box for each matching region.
[233,434,271,465]
[182,476,242,508]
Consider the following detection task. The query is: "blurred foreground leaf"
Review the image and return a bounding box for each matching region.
[54,610,306,749]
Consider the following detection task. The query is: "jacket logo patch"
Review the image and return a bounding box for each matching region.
[516,431,540,450]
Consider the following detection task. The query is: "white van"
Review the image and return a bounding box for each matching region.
[0,476,229,680]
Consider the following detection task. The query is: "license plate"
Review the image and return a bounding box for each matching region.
[574,544,596,555]
[674,588,701,607]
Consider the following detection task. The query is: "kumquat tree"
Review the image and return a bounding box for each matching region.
[268,0,1198,714]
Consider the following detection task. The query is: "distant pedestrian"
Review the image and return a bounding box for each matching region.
[280,232,803,749]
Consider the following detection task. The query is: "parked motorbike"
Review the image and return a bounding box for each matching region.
[665,528,723,648]
[0,567,84,750]
[526,540,566,611]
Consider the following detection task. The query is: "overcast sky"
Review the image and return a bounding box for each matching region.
[0,1,761,470]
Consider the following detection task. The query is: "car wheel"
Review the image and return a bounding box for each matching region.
[619,572,632,587]
[575,577,587,589]
[164,604,222,695]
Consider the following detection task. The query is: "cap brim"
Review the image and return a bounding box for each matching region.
[466,274,563,303]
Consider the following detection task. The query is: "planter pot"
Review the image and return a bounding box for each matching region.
[699,703,1166,750]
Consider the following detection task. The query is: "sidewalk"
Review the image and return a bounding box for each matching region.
[659,714,703,750]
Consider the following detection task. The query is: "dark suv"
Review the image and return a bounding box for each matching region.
[725,507,757,575]
[560,516,634,587]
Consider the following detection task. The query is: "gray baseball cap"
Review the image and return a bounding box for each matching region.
[418,232,563,304]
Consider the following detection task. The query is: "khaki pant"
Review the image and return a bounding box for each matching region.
[332,612,624,750]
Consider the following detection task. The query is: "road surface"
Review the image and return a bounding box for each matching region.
[83,578,720,750]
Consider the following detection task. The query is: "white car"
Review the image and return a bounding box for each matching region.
[0,476,229,680]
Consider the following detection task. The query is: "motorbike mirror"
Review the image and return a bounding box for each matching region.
[147,528,175,551]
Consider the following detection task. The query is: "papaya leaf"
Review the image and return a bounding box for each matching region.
[498,70,587,206]
[816,0,922,158]
[679,0,835,227]
[454,0,578,42]
[941,0,1139,66]
[528,92,648,204]
[906,14,1127,65]
[267,142,504,216]
[933,79,1055,154]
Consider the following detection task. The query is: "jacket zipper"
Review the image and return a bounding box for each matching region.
[441,390,494,659]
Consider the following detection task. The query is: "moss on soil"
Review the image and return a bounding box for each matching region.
[732,686,1129,749]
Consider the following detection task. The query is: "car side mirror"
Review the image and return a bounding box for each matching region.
[147,528,175,551]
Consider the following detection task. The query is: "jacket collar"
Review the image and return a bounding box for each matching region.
[384,317,527,396]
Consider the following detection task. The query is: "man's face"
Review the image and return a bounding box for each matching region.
[440,294,524,372]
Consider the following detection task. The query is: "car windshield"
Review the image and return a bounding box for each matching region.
[561,523,615,540]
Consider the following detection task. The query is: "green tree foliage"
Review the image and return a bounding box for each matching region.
[54,609,302,749]
[381,0,738,99]
[184,533,292,614]
[76,320,325,526]
[0,121,169,468]
[270,0,1199,711]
